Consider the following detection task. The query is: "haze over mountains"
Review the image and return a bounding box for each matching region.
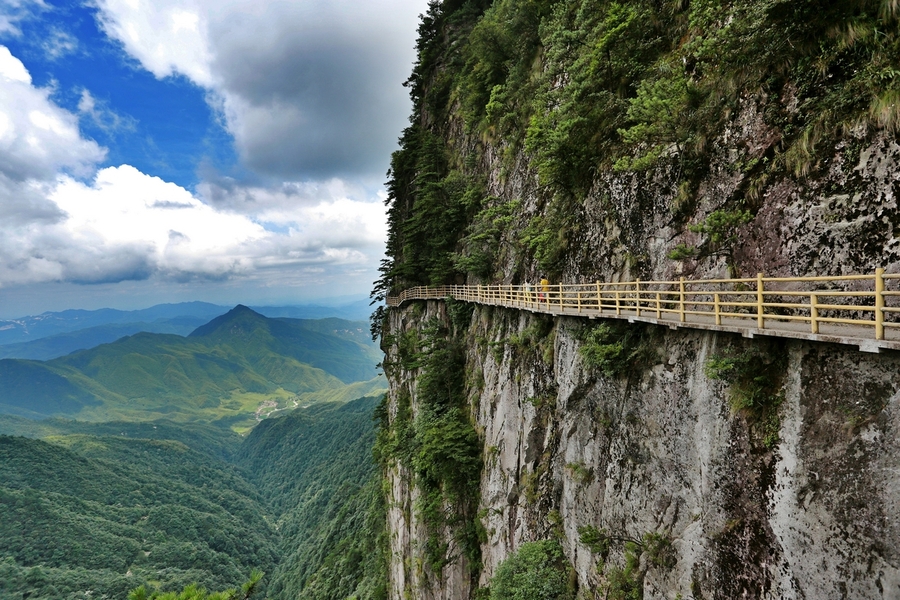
[0,299,373,360]
[0,305,383,432]
[0,292,388,598]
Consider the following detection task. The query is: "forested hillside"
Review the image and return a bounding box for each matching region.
[374,0,900,598]
[0,306,383,431]
[0,396,384,600]
[237,397,387,599]
[373,0,900,299]
[0,434,276,598]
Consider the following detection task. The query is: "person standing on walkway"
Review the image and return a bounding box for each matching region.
[540,275,549,301]
[524,280,532,302]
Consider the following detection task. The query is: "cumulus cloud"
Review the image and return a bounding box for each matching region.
[1,162,388,288]
[0,45,386,292]
[0,46,106,181]
[93,0,427,180]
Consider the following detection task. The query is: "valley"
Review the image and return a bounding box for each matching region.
[0,305,385,433]
[0,303,388,599]
[0,396,385,599]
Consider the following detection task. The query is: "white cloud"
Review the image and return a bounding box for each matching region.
[0,44,387,292]
[0,45,105,181]
[42,26,78,60]
[0,0,46,37]
[93,0,428,180]
[0,45,32,83]
[77,88,136,132]
[93,0,213,85]
[1,163,388,288]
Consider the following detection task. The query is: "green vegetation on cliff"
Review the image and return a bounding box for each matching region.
[377,305,483,578]
[373,0,900,292]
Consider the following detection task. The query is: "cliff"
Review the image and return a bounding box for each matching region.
[374,1,900,598]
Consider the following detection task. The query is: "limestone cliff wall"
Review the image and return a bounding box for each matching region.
[379,8,900,593]
[383,299,900,599]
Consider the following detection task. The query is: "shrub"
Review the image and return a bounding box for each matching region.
[490,540,574,600]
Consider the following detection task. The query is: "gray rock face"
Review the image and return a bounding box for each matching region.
[383,302,900,599]
[382,101,900,599]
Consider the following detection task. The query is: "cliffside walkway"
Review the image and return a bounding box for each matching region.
[386,270,900,353]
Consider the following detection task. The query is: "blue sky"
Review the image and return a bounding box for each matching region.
[3,1,235,189]
[0,0,427,318]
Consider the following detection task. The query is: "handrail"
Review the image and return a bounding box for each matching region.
[386,270,900,352]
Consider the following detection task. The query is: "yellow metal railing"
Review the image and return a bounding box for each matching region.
[386,270,900,343]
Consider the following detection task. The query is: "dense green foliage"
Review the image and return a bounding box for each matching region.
[128,569,264,600]
[488,540,574,600]
[0,306,382,429]
[0,434,276,599]
[1,396,389,600]
[0,415,244,461]
[374,0,900,289]
[376,317,483,576]
[237,396,389,600]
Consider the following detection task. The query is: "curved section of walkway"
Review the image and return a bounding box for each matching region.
[387,271,900,353]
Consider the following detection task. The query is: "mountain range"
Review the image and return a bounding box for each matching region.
[0,306,383,430]
[0,298,374,359]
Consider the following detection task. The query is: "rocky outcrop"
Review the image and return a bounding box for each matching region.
[383,300,900,599]
[379,6,900,596]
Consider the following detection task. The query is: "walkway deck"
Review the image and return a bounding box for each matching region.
[387,272,900,353]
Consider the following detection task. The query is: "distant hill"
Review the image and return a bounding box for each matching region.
[0,299,374,351]
[252,298,373,321]
[0,307,383,429]
[0,317,213,361]
[0,302,226,346]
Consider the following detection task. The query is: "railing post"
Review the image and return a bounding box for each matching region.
[656,292,661,319]
[559,284,563,309]
[577,290,582,313]
[679,277,686,323]
[876,268,885,340]
[635,279,641,317]
[596,281,602,311]
[714,293,721,326]
[756,273,765,329]
[810,293,819,334]
[615,289,621,315]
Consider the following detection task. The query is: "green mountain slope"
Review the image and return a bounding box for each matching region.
[1,396,388,600]
[0,434,277,600]
[0,307,382,428]
[190,306,379,384]
[0,415,243,461]
[237,396,388,600]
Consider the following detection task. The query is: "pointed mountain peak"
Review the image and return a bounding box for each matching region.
[188,305,268,338]
[228,304,257,315]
